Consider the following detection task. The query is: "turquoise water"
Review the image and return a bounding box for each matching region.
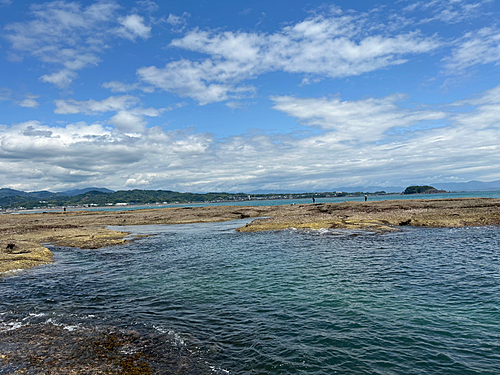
[2,220,500,373]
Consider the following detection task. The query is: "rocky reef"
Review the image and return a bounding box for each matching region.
[1,198,500,274]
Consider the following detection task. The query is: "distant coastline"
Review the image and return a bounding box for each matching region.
[5,189,500,215]
[3,182,500,212]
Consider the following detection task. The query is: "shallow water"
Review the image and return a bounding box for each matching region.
[2,220,500,374]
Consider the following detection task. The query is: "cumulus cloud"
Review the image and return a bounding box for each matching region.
[2,85,500,192]
[138,13,440,104]
[138,62,235,105]
[108,111,146,133]
[116,14,151,41]
[19,99,40,108]
[3,1,152,88]
[39,69,79,88]
[3,91,40,108]
[0,120,215,191]
[53,95,167,135]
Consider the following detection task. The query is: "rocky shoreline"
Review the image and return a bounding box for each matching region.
[2,198,500,274]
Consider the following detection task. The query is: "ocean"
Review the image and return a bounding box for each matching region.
[1,219,500,373]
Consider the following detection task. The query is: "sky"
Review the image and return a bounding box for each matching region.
[1,0,500,193]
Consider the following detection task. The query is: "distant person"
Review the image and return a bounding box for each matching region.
[312,197,315,203]
[364,195,367,202]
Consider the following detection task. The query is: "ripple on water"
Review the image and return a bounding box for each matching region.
[1,222,500,374]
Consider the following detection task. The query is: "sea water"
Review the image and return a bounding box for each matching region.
[1,220,500,374]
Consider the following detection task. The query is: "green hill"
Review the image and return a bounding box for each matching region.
[403,185,446,195]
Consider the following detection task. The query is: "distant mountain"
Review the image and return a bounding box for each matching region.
[333,186,404,193]
[433,180,500,192]
[0,188,30,198]
[248,189,307,194]
[28,190,61,198]
[60,187,115,196]
[249,186,405,194]
[2,180,500,210]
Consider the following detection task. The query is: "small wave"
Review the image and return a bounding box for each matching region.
[43,318,83,332]
[209,364,231,374]
[289,227,373,237]
[27,312,46,318]
[152,325,186,346]
[1,268,25,276]
[0,321,25,332]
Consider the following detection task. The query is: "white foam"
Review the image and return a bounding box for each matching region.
[2,268,24,275]
[41,318,82,332]
[63,325,80,331]
[0,321,25,332]
[27,313,46,318]
[152,325,186,346]
[209,365,230,374]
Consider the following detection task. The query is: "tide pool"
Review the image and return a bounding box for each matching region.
[2,220,500,373]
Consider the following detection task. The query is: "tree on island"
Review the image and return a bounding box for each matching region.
[403,185,446,194]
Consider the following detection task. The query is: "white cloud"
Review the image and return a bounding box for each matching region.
[139,13,440,104]
[54,95,140,114]
[138,62,235,105]
[53,95,167,134]
[101,80,155,93]
[0,120,215,191]
[165,12,190,32]
[443,27,500,73]
[116,14,151,41]
[2,86,500,192]
[166,13,184,26]
[102,81,140,92]
[39,69,78,88]
[19,99,40,108]
[402,0,492,24]
[136,0,159,13]
[271,94,446,143]
[108,111,146,133]
[4,1,152,88]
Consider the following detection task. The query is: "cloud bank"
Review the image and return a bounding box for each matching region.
[1,85,499,191]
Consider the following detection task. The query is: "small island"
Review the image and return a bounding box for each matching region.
[403,185,447,194]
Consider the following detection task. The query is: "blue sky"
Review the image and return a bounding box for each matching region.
[1,0,500,192]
